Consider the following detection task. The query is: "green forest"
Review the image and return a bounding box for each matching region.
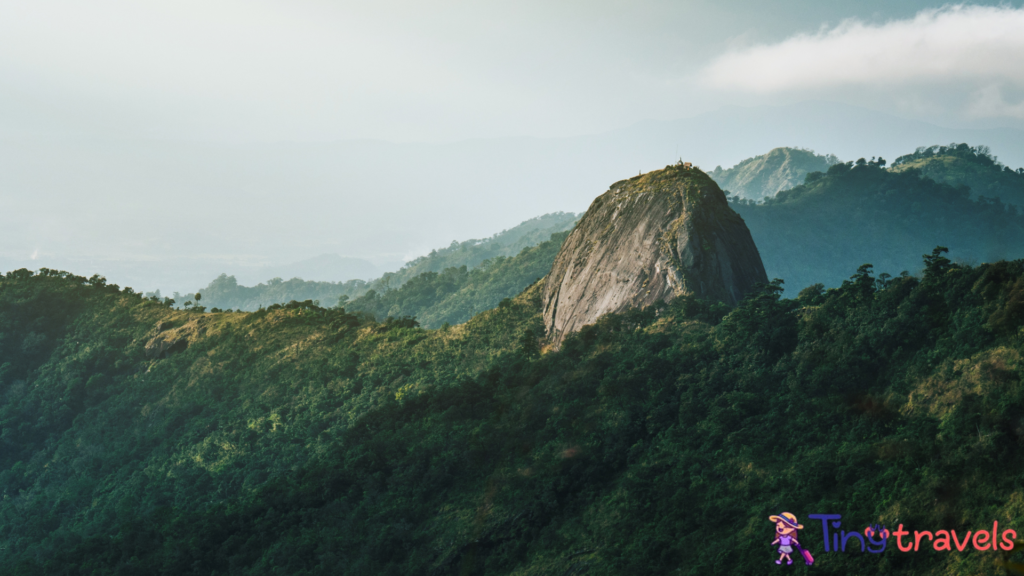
[733,153,1024,292]
[2,247,1024,574]
[890,143,1024,208]
[343,231,569,328]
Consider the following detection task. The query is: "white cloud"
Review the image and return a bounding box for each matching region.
[700,4,1024,101]
[968,84,1024,119]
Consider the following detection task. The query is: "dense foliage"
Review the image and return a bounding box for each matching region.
[344,231,569,328]
[192,212,578,312]
[2,250,1024,575]
[733,158,1024,292]
[891,143,1024,208]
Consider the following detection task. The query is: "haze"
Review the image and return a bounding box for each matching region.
[3,0,1023,294]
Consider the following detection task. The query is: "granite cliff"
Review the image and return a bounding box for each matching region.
[542,164,768,345]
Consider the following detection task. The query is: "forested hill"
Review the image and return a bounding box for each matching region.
[184,273,368,313]
[343,230,569,328]
[392,211,578,283]
[192,212,579,312]
[2,254,1024,575]
[890,143,1024,208]
[708,147,839,201]
[733,158,1024,292]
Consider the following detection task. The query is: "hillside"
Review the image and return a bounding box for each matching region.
[733,158,1024,292]
[392,211,579,282]
[1,255,1024,574]
[708,147,839,201]
[183,274,369,312]
[890,143,1024,208]
[344,230,570,328]
[192,212,579,312]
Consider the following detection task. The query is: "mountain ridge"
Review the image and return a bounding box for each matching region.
[733,157,1024,291]
[189,212,579,311]
[6,101,1024,295]
[890,142,1024,208]
[708,146,839,200]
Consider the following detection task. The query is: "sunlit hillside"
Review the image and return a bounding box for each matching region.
[1,251,1023,574]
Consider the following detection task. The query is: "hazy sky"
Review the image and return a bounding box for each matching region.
[2,0,1022,142]
[3,1,1024,293]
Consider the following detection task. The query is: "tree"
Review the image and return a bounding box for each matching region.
[923,246,953,279]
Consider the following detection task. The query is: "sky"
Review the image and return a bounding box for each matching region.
[2,0,1024,292]
[3,0,1022,141]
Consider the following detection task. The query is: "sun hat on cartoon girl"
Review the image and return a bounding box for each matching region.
[770,512,811,566]
[770,512,804,531]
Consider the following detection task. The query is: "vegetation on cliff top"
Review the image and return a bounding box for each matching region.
[2,248,1024,574]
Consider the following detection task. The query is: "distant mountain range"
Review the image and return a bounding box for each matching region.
[710,142,1024,206]
[191,143,1024,314]
[345,231,570,329]
[733,151,1024,292]
[708,147,839,201]
[236,254,380,286]
[388,212,579,287]
[6,101,1024,295]
[191,212,579,312]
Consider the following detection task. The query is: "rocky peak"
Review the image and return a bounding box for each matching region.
[709,147,838,201]
[542,164,768,345]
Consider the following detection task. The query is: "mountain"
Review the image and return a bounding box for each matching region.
[385,211,579,287]
[343,145,1024,333]
[733,158,1024,292]
[182,274,369,312]
[192,212,579,312]
[6,101,1024,295]
[344,230,569,328]
[1,252,1023,574]
[708,147,839,201]
[238,254,379,285]
[542,164,767,345]
[186,144,1024,314]
[890,142,1024,208]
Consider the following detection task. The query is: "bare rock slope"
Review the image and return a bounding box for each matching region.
[542,164,768,345]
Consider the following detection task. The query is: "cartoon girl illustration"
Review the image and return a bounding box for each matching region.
[770,512,806,565]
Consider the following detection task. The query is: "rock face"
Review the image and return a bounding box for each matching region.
[542,164,768,345]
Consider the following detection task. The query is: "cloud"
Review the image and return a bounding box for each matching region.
[700,4,1024,110]
[968,84,1024,120]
